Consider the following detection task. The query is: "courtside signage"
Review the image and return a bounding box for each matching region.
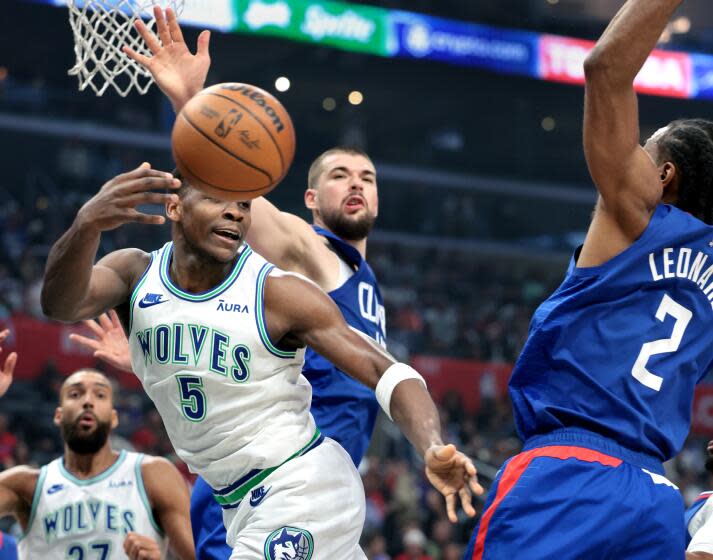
[539,35,692,99]
[392,12,538,77]
[234,0,391,56]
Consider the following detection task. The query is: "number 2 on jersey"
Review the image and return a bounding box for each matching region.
[631,294,692,392]
[66,541,111,560]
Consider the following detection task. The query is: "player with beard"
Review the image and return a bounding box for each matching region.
[68,8,391,558]
[0,354,195,559]
[685,441,713,558]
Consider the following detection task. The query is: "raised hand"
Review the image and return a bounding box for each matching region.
[425,443,484,523]
[123,6,211,112]
[0,329,17,398]
[123,532,162,560]
[76,163,180,233]
[69,310,132,372]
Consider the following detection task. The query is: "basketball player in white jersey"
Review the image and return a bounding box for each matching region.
[40,165,482,558]
[0,337,194,559]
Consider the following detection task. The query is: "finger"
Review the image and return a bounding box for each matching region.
[459,486,476,518]
[109,309,123,329]
[134,18,162,54]
[3,353,16,377]
[122,45,152,68]
[129,211,167,225]
[154,5,172,47]
[445,493,457,523]
[113,163,158,183]
[97,312,113,332]
[82,318,105,338]
[121,175,180,194]
[121,192,180,208]
[463,457,477,477]
[432,444,457,464]
[470,477,485,496]
[166,7,185,44]
[196,29,211,57]
[68,333,101,352]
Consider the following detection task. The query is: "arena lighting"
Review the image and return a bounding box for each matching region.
[275,76,291,92]
[671,17,691,34]
[348,90,364,105]
[322,97,337,111]
[541,117,556,131]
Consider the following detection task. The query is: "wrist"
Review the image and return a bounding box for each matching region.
[74,210,101,237]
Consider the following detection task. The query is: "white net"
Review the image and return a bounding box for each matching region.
[67,0,185,97]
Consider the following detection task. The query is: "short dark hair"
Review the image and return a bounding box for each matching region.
[172,168,191,198]
[307,147,374,190]
[656,119,713,225]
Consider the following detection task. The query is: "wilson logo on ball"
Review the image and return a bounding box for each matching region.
[220,83,287,133]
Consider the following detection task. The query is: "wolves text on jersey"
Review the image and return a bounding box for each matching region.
[135,324,251,382]
[42,499,136,543]
[649,247,713,309]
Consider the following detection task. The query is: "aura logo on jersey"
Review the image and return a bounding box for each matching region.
[264,527,314,560]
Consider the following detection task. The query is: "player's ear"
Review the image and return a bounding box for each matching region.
[166,194,182,222]
[111,409,119,430]
[304,187,318,211]
[660,161,678,203]
[53,407,62,427]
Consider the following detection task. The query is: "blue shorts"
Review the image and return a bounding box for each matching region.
[464,430,685,560]
[191,476,231,560]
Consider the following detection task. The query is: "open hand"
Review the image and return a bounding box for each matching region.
[69,310,132,372]
[425,443,484,523]
[0,329,17,398]
[76,163,180,233]
[123,6,210,112]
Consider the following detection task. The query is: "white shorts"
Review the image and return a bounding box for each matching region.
[224,438,366,559]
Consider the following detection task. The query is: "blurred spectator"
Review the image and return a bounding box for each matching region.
[0,414,17,470]
[395,528,432,560]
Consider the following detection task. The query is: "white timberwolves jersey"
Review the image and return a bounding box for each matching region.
[128,242,316,493]
[18,451,166,559]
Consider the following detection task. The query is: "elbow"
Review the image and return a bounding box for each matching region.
[583,48,612,80]
[40,288,74,323]
[583,48,628,89]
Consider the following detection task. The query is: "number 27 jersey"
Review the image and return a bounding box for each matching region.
[510,204,713,462]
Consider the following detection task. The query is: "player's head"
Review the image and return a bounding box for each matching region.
[644,119,713,224]
[305,147,378,241]
[54,369,118,455]
[167,170,252,264]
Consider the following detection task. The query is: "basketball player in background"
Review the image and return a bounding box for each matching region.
[67,9,397,558]
[685,440,713,558]
[41,162,481,558]
[0,331,17,560]
[0,331,194,559]
[465,0,713,558]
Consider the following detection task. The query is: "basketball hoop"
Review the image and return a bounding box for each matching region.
[67,0,185,97]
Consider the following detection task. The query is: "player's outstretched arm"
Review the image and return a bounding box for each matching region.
[139,456,195,560]
[0,330,17,399]
[580,0,682,266]
[264,271,483,521]
[688,553,713,559]
[123,6,210,112]
[41,164,180,323]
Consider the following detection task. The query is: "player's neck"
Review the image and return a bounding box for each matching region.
[313,220,368,259]
[170,240,237,293]
[63,444,119,480]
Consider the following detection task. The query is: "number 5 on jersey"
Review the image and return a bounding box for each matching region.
[632,294,692,391]
[177,375,207,421]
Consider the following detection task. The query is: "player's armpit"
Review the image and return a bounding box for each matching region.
[246,198,336,288]
[0,467,39,523]
[140,456,195,560]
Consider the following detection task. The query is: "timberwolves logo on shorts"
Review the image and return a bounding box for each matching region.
[264,527,314,560]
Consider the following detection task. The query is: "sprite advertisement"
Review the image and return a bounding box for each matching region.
[233,0,393,56]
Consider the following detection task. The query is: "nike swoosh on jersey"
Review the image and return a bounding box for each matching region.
[138,294,167,308]
[249,485,271,507]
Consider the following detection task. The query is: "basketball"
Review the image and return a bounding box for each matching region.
[171,83,296,200]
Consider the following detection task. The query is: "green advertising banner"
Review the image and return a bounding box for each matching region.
[233,0,392,56]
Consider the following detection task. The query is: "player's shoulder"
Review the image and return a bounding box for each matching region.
[97,247,153,280]
[0,465,41,501]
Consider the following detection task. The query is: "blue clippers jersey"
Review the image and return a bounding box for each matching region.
[303,226,386,465]
[510,204,713,462]
[0,533,17,560]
